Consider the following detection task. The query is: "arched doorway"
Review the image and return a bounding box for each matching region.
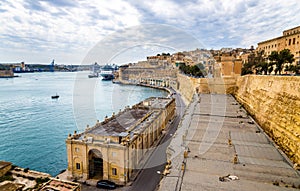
[89,149,103,179]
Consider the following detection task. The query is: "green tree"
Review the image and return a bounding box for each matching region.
[242,50,266,75]
[268,49,294,75]
[255,61,274,75]
[179,63,204,77]
[285,62,300,74]
[268,65,274,74]
[242,62,254,75]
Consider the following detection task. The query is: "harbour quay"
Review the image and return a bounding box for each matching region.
[65,97,176,185]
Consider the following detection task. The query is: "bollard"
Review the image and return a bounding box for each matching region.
[233,154,238,164]
[228,139,232,146]
[184,150,188,158]
[181,162,185,170]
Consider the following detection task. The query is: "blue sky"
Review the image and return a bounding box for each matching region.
[0,0,300,65]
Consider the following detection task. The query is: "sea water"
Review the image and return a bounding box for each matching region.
[0,72,167,176]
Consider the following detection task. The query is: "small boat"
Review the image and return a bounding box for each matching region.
[88,62,100,78]
[88,73,98,78]
[51,94,59,99]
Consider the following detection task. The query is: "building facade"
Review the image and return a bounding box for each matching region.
[66,97,176,185]
[118,59,178,87]
[213,53,242,77]
[257,26,300,65]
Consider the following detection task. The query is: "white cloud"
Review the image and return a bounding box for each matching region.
[0,0,300,64]
[131,0,300,49]
[0,0,141,63]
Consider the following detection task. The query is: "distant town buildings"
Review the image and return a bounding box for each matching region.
[257,26,300,65]
[0,69,14,78]
[66,97,175,185]
[119,56,178,87]
[210,48,253,77]
[118,49,217,86]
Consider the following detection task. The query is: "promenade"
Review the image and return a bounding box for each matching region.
[158,94,300,191]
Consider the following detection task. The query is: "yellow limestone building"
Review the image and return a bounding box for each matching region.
[66,97,175,185]
[257,26,300,65]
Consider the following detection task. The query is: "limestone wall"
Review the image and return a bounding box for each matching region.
[176,74,237,104]
[234,75,300,164]
[176,74,195,104]
[192,77,237,94]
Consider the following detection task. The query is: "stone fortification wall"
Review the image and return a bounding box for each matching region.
[191,77,237,94]
[234,75,300,164]
[176,74,195,104]
[176,74,237,103]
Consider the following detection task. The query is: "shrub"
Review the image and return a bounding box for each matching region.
[0,174,15,182]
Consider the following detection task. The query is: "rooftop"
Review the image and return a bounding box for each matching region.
[40,179,80,191]
[143,97,173,109]
[0,182,24,191]
[0,161,11,169]
[75,97,173,138]
[85,108,150,137]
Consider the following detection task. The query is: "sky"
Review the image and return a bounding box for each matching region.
[0,0,300,65]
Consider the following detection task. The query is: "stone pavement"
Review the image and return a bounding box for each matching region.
[158,94,300,191]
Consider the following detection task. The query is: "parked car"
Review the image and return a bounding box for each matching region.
[96,180,116,190]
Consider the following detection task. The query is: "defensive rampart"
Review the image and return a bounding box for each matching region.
[234,75,300,164]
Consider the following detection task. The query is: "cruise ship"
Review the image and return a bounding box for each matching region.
[99,64,117,80]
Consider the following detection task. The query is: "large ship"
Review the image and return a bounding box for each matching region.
[13,62,34,73]
[99,64,117,80]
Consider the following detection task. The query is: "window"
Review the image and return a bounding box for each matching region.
[289,39,291,45]
[293,38,296,44]
[112,168,117,175]
[75,148,79,152]
[76,163,80,170]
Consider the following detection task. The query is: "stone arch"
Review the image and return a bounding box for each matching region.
[88,149,103,179]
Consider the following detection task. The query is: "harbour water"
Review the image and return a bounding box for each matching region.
[0,72,167,176]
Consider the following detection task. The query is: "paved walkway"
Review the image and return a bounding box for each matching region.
[158,94,300,191]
